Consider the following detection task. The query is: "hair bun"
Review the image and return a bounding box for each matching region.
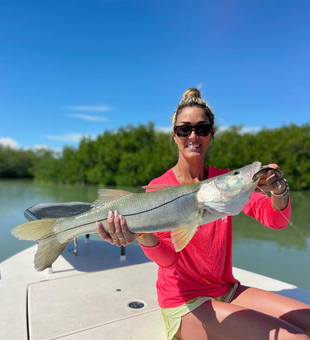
[182,88,202,100]
[172,87,214,128]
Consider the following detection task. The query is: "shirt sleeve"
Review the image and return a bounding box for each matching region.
[140,231,178,268]
[243,192,291,229]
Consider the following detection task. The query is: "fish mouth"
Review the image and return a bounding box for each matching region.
[252,162,262,175]
[252,165,281,182]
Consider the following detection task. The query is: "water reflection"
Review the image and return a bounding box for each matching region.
[232,192,310,289]
[233,191,310,251]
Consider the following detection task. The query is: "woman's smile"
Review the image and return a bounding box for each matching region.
[186,142,202,150]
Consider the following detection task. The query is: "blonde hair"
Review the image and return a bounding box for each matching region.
[172,88,214,127]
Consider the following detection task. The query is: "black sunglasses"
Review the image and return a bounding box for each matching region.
[173,124,213,138]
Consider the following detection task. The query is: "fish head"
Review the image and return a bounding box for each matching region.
[214,161,262,198]
[197,161,262,217]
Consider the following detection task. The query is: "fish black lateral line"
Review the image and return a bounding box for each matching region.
[12,161,262,271]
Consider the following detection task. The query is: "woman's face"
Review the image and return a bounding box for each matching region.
[172,106,215,161]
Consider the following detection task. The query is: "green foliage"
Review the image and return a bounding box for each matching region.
[206,124,310,190]
[206,125,257,169]
[32,123,177,186]
[1,123,310,190]
[0,146,37,178]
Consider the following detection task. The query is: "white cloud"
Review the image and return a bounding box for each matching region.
[240,126,263,134]
[33,144,50,150]
[0,137,20,149]
[156,126,172,133]
[46,133,94,142]
[215,117,226,126]
[216,125,263,134]
[197,83,203,90]
[63,104,114,112]
[67,113,108,122]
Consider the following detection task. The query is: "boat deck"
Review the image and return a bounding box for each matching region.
[1,237,310,340]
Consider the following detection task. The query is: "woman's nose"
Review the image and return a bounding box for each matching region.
[189,129,198,138]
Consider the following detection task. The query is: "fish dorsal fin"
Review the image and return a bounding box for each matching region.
[92,189,132,207]
[142,184,172,190]
[171,224,199,252]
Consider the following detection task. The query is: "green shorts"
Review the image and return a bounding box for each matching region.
[161,283,239,340]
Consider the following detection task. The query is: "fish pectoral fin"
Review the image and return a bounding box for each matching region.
[171,224,198,252]
[204,198,246,216]
[203,201,227,214]
[92,189,133,207]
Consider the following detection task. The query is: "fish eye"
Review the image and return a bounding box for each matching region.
[233,170,240,175]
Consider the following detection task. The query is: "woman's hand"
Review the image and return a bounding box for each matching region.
[96,210,137,247]
[256,163,289,211]
[256,163,287,195]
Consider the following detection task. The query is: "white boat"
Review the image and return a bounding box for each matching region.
[1,203,310,340]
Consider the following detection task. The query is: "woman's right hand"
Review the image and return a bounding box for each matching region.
[96,210,137,247]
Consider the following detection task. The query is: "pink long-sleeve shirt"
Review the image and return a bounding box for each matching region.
[141,166,291,308]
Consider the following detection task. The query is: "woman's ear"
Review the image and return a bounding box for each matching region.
[211,128,216,139]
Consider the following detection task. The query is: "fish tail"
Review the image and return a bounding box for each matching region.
[11,218,69,271]
[11,218,57,241]
[34,234,69,271]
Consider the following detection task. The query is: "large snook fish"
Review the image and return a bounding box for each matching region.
[12,161,262,271]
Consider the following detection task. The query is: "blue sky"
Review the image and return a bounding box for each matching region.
[1,0,309,151]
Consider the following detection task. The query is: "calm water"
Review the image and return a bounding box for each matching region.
[0,179,309,290]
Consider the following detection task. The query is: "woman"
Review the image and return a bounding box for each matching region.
[97,88,310,340]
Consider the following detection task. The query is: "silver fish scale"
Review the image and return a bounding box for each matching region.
[99,184,201,233]
[119,191,200,233]
[56,183,202,242]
